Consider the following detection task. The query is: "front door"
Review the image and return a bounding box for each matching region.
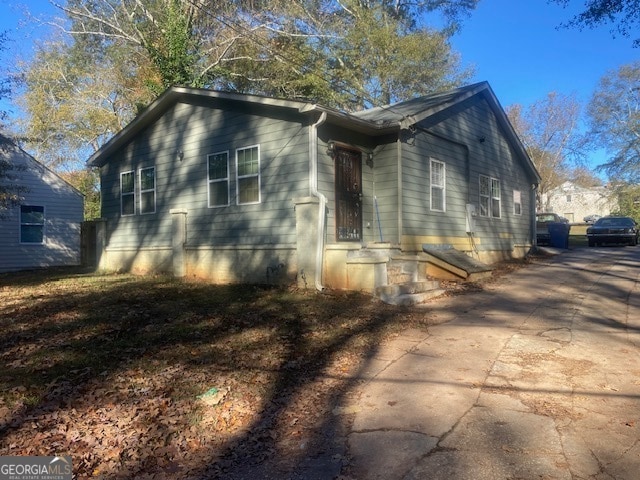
[335,147,362,242]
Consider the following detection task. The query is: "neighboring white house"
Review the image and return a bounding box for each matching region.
[0,139,84,273]
[543,181,618,223]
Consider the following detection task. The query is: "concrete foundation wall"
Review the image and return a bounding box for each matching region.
[100,247,173,274]
[402,234,532,264]
[185,246,297,285]
[99,245,297,285]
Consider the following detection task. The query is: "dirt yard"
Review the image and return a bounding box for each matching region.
[0,261,528,478]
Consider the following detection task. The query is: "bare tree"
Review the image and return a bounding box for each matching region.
[587,61,640,183]
[506,92,586,210]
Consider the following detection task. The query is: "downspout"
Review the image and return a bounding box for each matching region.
[397,135,403,246]
[309,112,328,291]
[532,183,539,248]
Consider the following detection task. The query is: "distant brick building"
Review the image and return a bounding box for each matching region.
[542,182,617,223]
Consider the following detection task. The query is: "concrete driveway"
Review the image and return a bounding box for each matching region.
[342,247,640,479]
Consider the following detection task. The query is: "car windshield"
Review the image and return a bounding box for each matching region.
[537,214,557,222]
[594,217,634,227]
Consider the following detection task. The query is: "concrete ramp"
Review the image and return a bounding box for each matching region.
[422,245,493,282]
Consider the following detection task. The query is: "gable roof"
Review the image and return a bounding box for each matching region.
[353,82,485,125]
[0,134,84,199]
[87,83,540,183]
[354,82,540,183]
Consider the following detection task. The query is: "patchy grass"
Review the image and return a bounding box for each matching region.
[569,224,589,248]
[0,268,443,478]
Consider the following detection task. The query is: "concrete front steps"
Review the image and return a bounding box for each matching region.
[375,280,446,306]
[376,253,445,306]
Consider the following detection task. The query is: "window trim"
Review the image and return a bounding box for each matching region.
[491,177,501,218]
[513,189,522,216]
[479,174,501,218]
[430,158,446,212]
[236,144,261,205]
[120,170,135,216]
[20,205,45,244]
[139,166,156,215]
[207,151,230,208]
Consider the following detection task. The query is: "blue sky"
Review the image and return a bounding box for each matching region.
[1,0,637,170]
[450,0,637,108]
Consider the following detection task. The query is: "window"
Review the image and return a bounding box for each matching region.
[121,171,135,216]
[491,178,501,218]
[513,190,522,215]
[236,145,260,205]
[208,152,229,207]
[20,205,45,244]
[139,166,156,214]
[480,175,501,218]
[566,195,572,202]
[430,159,446,212]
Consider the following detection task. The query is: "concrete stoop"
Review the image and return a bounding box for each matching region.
[378,253,445,306]
[375,280,445,306]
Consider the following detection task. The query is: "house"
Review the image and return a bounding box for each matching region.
[542,181,617,223]
[87,82,540,295]
[0,137,84,273]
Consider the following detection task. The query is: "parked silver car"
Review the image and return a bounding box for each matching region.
[583,214,602,224]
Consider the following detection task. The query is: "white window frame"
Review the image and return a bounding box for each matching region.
[479,175,501,218]
[121,170,135,216]
[430,158,446,212]
[491,177,501,218]
[20,205,45,244]
[139,166,156,215]
[513,190,522,215]
[236,145,261,205]
[207,151,230,208]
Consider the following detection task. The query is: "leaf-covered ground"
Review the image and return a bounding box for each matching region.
[1,268,454,479]
[0,258,533,478]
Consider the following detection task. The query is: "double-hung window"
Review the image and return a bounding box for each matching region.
[480,175,501,218]
[208,151,230,207]
[20,205,45,244]
[513,190,522,215]
[139,166,156,214]
[121,171,135,216]
[430,159,446,212]
[236,145,260,205]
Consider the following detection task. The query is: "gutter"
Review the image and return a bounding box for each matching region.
[309,111,328,291]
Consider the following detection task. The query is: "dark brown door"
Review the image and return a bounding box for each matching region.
[335,147,362,242]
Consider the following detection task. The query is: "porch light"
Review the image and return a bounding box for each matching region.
[326,142,336,156]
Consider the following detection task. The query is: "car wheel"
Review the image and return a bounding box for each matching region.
[588,240,595,247]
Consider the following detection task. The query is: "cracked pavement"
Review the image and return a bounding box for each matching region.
[341,247,640,479]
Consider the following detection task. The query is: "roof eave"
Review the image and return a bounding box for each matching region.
[87,88,398,167]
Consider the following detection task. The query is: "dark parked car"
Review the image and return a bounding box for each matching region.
[586,216,639,247]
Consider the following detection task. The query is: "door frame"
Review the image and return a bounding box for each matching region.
[333,145,363,242]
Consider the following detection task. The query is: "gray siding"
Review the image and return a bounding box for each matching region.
[0,149,83,272]
[402,95,536,250]
[100,99,311,250]
[402,131,468,238]
[371,142,400,243]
